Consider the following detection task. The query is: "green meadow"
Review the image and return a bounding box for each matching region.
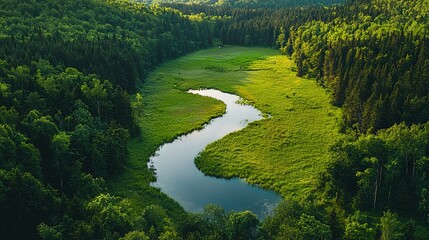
[194,49,343,197]
[109,46,342,212]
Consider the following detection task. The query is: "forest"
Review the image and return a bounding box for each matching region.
[1,0,429,239]
[139,0,345,8]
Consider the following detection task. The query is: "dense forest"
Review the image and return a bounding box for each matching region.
[0,0,214,238]
[139,0,345,8]
[1,0,429,239]
[285,0,429,133]
[170,0,429,133]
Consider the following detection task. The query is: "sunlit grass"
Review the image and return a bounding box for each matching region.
[194,52,343,197]
[109,46,342,217]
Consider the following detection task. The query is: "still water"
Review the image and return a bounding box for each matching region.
[150,89,281,218]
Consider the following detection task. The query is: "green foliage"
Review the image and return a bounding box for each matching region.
[201,204,228,237]
[287,0,429,132]
[169,4,335,47]
[226,211,259,240]
[0,0,214,91]
[186,47,342,196]
[0,169,61,239]
[1,0,429,238]
[150,0,345,8]
[380,210,404,240]
[0,123,42,179]
[141,204,179,239]
[344,211,376,240]
[37,223,62,240]
[86,193,134,239]
[121,44,341,237]
[0,0,212,236]
[50,131,72,192]
[120,231,149,240]
[81,78,111,120]
[104,122,131,176]
[132,93,144,119]
[318,122,429,238]
[259,200,333,240]
[297,214,332,239]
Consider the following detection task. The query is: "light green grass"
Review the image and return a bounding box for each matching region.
[109,47,260,216]
[193,50,343,197]
[109,46,342,216]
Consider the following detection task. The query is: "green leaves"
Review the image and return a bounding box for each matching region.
[288,0,429,132]
[86,193,134,239]
[322,122,429,220]
[120,231,149,240]
[344,211,375,240]
[297,214,332,240]
[0,169,61,239]
[132,93,144,119]
[380,210,404,240]
[226,211,259,240]
[81,78,112,120]
[37,223,62,240]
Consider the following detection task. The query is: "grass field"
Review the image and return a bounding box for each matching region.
[109,46,342,215]
[192,47,343,197]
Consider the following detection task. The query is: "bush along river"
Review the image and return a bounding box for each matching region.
[149,89,281,218]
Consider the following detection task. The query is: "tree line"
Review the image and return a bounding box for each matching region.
[0,0,214,92]
[318,123,429,238]
[284,0,429,133]
[0,58,134,238]
[2,0,429,238]
[280,0,429,238]
[142,0,345,8]
[164,3,336,46]
[172,0,429,238]
[169,0,429,134]
[0,0,215,238]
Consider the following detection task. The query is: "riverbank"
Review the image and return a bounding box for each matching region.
[149,89,280,217]
[109,46,342,217]
[194,50,343,197]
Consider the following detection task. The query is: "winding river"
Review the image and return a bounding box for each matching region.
[149,89,281,218]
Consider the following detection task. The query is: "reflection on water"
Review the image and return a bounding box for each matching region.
[149,89,281,218]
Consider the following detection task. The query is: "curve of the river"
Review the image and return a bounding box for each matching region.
[149,89,281,218]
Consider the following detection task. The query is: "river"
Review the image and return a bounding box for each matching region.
[149,89,281,218]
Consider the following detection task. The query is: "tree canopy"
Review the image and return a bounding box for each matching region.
[1,0,429,238]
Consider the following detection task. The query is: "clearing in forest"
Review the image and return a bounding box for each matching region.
[110,46,342,209]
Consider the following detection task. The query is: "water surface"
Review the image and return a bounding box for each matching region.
[150,89,281,218]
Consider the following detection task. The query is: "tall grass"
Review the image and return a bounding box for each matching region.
[109,46,342,217]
